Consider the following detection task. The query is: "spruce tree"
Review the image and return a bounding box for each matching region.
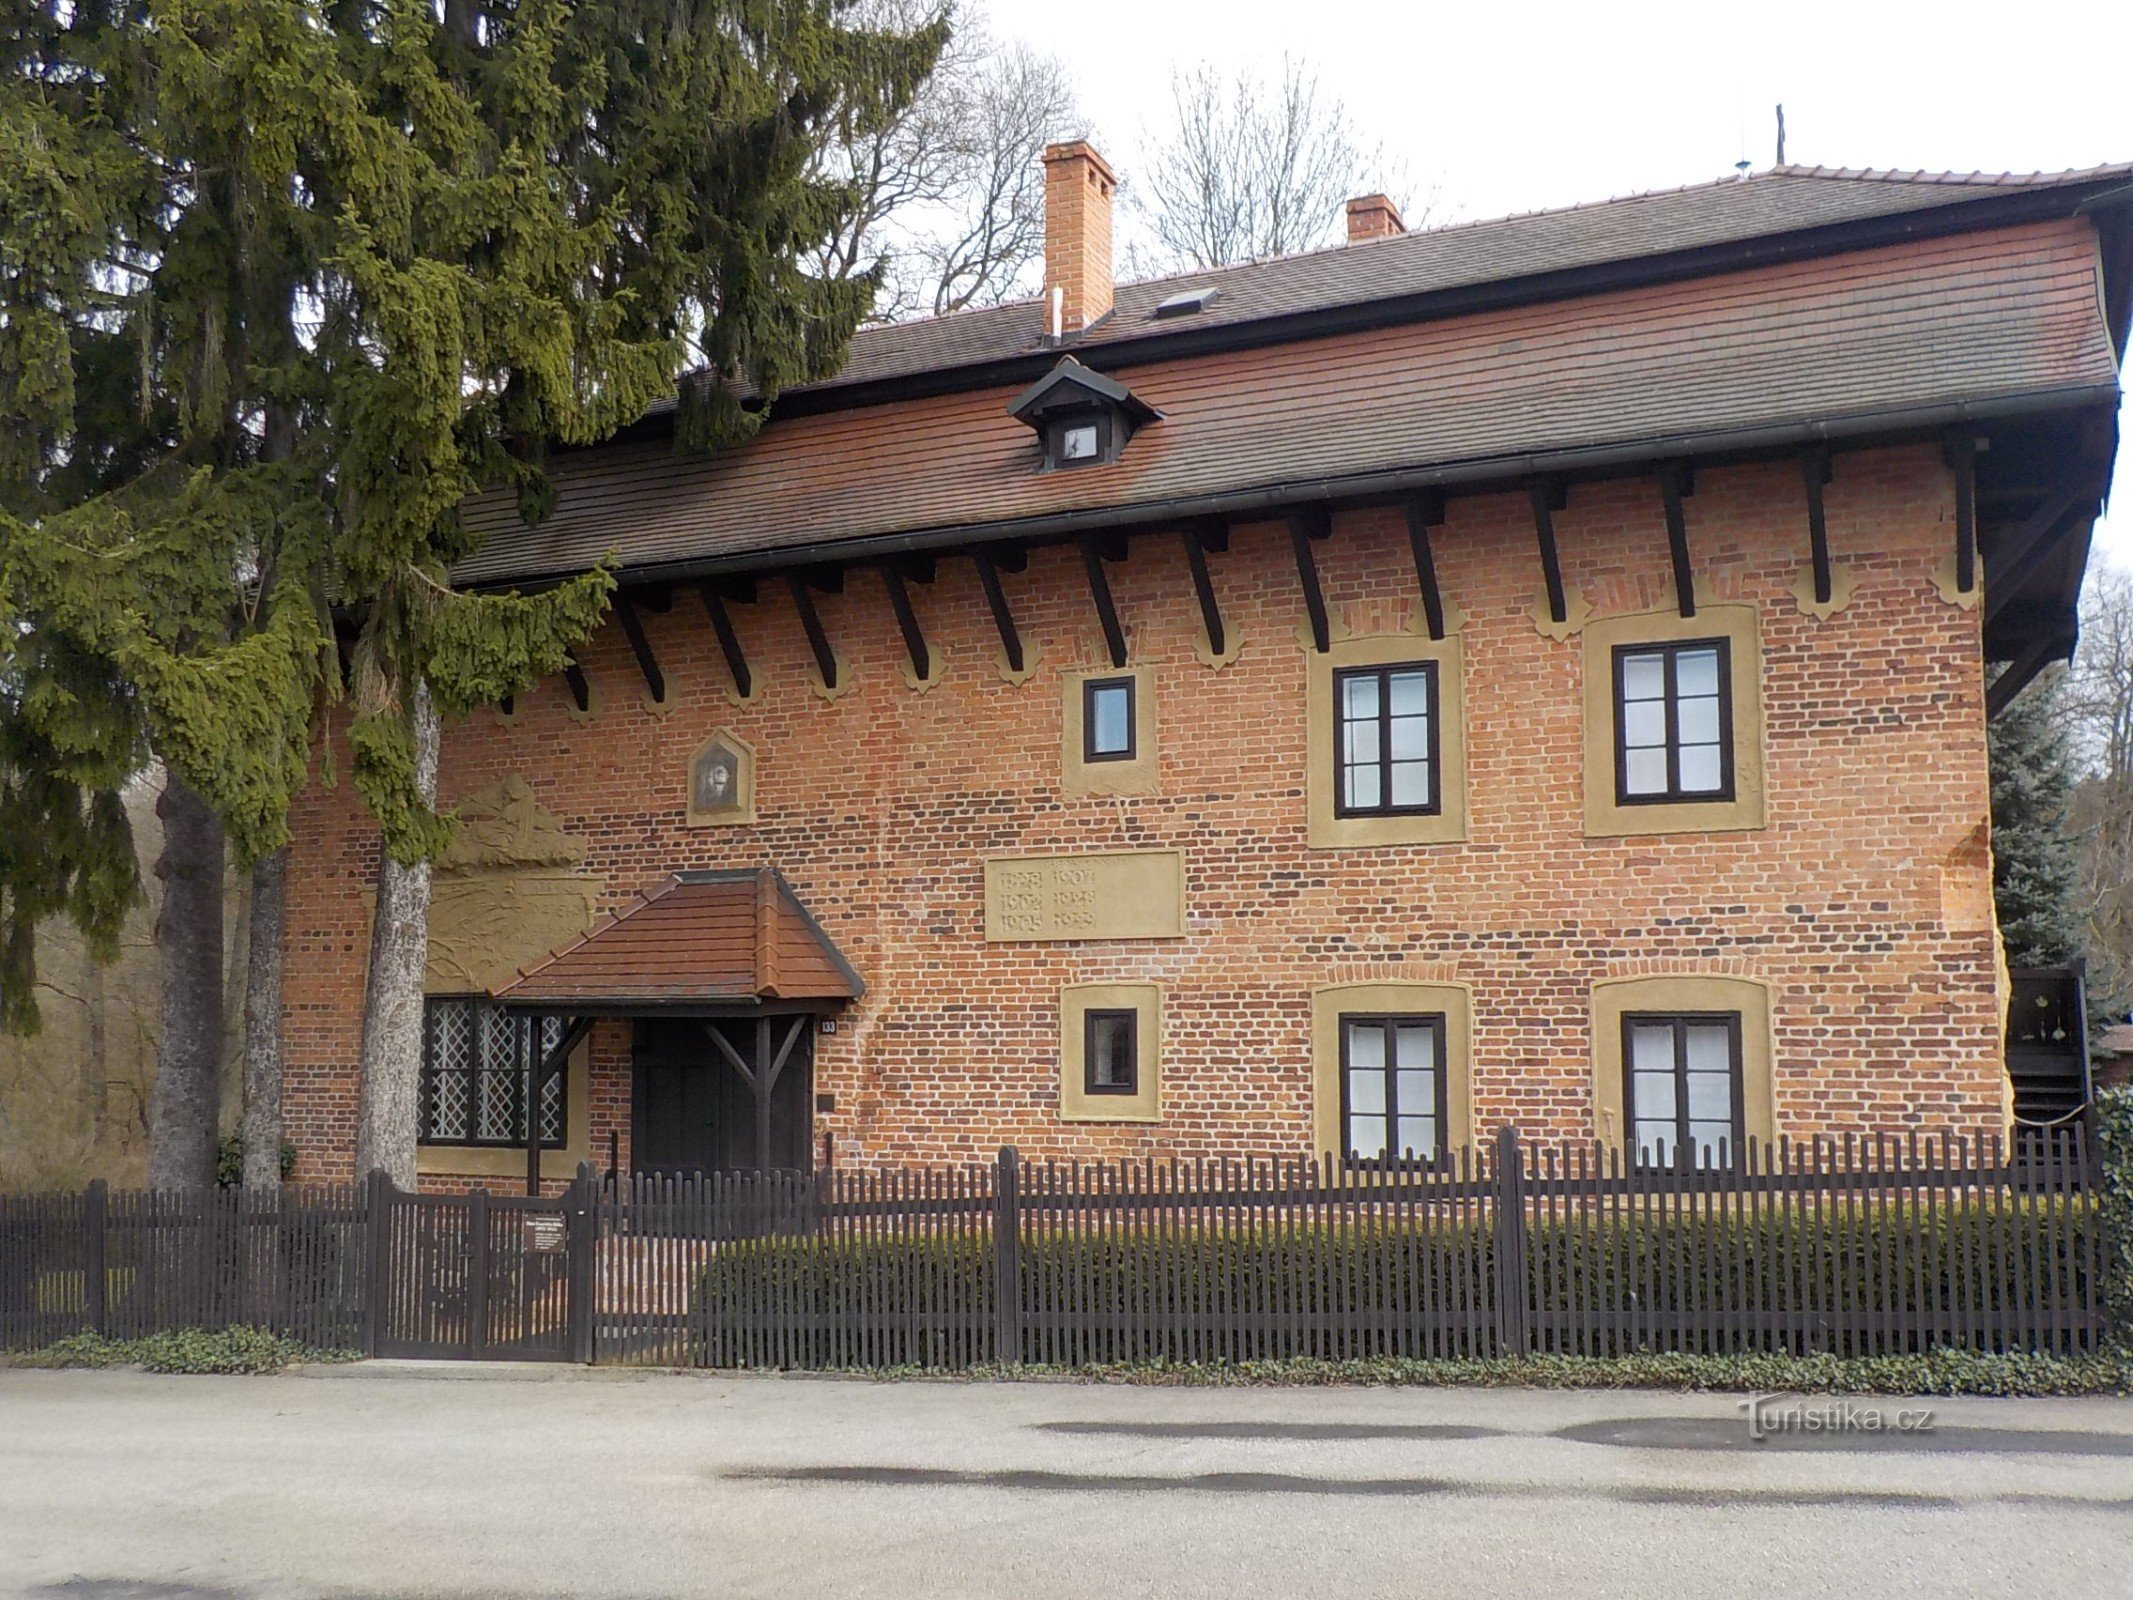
[1989,669,2085,968]
[3,1,945,1185]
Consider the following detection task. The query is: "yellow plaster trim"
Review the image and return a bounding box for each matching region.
[1192,626,1246,671]
[1310,981,1474,1164]
[684,727,757,828]
[808,647,855,703]
[1059,983,1162,1123]
[1589,975,1776,1150]
[983,850,1186,942]
[563,679,604,724]
[1530,588,1596,641]
[898,654,950,694]
[1061,663,1157,796]
[1788,561,1859,620]
[994,638,1044,686]
[1933,554,1984,610]
[1305,632,1468,849]
[1581,601,1765,837]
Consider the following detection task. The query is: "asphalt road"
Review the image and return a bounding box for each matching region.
[3,1364,2131,1599]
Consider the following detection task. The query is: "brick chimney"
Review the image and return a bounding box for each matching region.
[1042,141,1116,335]
[1345,194,1405,243]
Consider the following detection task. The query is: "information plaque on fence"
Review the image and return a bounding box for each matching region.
[982,849,1186,942]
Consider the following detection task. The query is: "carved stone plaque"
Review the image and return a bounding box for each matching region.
[983,850,1185,942]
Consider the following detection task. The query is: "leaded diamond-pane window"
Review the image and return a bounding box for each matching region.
[419,997,566,1148]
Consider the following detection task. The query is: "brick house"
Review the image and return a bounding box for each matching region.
[281,149,2132,1191]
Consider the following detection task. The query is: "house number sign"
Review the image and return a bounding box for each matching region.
[982,850,1185,942]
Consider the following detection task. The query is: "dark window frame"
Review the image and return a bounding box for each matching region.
[1337,1012,1449,1168]
[1082,1008,1140,1096]
[1611,638,1735,806]
[1332,660,1441,819]
[417,995,567,1150]
[1045,408,1116,470]
[1082,674,1138,763]
[1620,1011,1745,1171]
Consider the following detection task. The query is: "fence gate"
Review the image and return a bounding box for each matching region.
[369,1178,592,1361]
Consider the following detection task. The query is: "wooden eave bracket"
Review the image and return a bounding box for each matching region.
[1657,462,1696,619]
[615,592,667,705]
[971,547,1026,674]
[1180,518,1229,658]
[562,652,591,713]
[1943,430,1982,596]
[1798,446,1835,606]
[878,564,931,682]
[1981,483,2089,627]
[1528,479,1570,626]
[785,572,839,689]
[1078,534,1129,668]
[1286,506,1333,654]
[1402,491,1448,642]
[695,580,753,701]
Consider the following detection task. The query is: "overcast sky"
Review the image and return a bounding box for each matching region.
[988,0,2131,575]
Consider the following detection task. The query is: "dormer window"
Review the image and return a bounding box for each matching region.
[1011,356,1162,474]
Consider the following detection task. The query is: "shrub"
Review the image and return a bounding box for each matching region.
[2098,1087,2133,1343]
[689,1196,2098,1370]
[3,1326,359,1375]
[952,1349,2133,1396]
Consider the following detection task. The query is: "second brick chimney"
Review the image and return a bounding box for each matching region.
[1345,194,1405,243]
[1043,141,1116,335]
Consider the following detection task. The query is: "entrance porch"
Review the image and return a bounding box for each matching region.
[491,867,863,1191]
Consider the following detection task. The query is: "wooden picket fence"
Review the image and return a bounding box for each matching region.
[0,1183,368,1352]
[599,1127,2107,1369]
[0,1127,2110,1368]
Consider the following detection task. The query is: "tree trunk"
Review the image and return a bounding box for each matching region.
[241,846,288,1189]
[147,768,226,1190]
[354,680,439,1186]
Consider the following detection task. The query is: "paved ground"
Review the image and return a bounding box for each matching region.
[3,1365,2131,1599]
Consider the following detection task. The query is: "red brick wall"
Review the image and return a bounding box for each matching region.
[280,443,2002,1184]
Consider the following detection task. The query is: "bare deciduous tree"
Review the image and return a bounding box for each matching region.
[1132,56,1411,272]
[2067,566,2133,1015]
[812,1,1082,322]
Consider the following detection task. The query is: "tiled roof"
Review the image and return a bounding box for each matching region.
[496,869,863,1007]
[731,162,2133,402]
[456,214,2123,585]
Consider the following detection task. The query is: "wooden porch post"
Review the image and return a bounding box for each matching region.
[755,1015,774,1173]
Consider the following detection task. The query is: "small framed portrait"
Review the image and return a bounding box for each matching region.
[686,730,756,826]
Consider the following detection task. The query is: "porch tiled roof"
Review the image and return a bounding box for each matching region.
[495,869,863,1008]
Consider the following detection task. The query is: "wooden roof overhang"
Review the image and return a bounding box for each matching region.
[493,868,864,1018]
[451,171,2133,720]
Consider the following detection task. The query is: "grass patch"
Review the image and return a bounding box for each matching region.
[845,1349,2133,1397]
[2,1326,362,1375]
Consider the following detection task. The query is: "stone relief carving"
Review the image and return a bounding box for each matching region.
[426,777,599,995]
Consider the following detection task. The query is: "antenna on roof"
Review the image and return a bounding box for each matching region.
[1775,103,1787,166]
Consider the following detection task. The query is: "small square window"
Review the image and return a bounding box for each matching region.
[1060,422,1099,460]
[1613,639,1733,805]
[1084,1009,1138,1095]
[1083,676,1136,762]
